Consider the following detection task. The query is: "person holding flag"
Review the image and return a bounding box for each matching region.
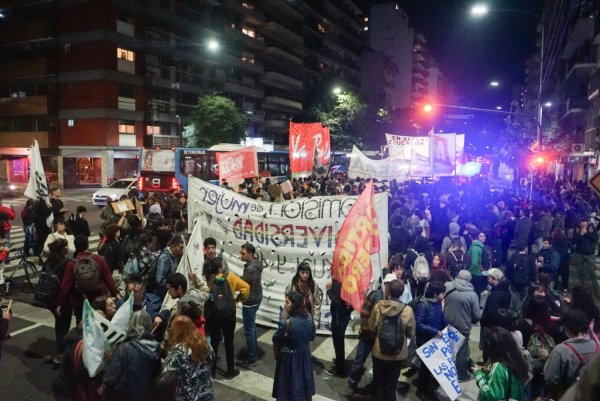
[326,181,380,378]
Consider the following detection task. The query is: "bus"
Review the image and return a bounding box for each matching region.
[138,148,179,193]
[175,145,290,192]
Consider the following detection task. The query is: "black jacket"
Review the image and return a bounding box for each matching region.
[572,229,598,256]
[69,216,91,238]
[480,279,512,330]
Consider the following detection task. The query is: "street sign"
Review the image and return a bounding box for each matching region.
[589,170,600,197]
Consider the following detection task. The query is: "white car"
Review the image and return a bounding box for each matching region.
[92,178,137,207]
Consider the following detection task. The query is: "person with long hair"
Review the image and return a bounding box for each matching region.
[99,310,161,401]
[565,285,600,335]
[163,315,214,401]
[473,327,530,401]
[98,223,124,273]
[45,238,71,365]
[43,219,75,257]
[429,253,451,285]
[272,291,316,401]
[284,261,323,327]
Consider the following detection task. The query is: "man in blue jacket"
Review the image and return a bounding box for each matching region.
[116,273,162,321]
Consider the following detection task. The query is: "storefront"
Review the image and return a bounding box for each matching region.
[1,147,59,186]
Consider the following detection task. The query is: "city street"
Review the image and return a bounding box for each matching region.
[0,189,484,401]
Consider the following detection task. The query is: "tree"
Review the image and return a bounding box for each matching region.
[312,91,368,150]
[184,94,246,147]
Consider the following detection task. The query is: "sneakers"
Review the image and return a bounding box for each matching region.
[237,359,257,369]
[225,368,240,380]
[325,366,346,378]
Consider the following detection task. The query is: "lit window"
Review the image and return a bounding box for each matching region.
[117,48,134,61]
[119,123,135,134]
[395,4,399,10]
[242,52,256,64]
[364,27,368,31]
[146,125,161,135]
[231,23,236,29]
[67,119,74,127]
[242,2,254,9]
[318,23,325,33]
[242,28,255,38]
[364,17,368,22]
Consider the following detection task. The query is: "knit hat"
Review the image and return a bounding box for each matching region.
[456,270,472,281]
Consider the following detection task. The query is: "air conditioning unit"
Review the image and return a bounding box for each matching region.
[572,143,585,153]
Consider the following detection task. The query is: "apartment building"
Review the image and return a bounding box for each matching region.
[0,0,365,187]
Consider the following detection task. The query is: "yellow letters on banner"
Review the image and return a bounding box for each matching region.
[342,274,358,293]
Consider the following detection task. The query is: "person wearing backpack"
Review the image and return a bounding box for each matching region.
[468,228,488,299]
[55,235,120,343]
[572,218,600,300]
[544,309,600,400]
[444,237,471,279]
[444,270,482,382]
[441,221,467,255]
[38,238,71,365]
[367,279,416,401]
[203,256,249,379]
[152,235,185,300]
[505,246,538,301]
[406,237,432,298]
[480,268,512,348]
[539,237,561,289]
[415,283,447,401]
[68,205,91,238]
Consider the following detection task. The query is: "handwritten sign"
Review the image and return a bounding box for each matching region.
[416,325,465,401]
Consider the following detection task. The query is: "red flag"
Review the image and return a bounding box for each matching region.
[331,182,380,311]
[289,122,331,178]
[217,146,259,182]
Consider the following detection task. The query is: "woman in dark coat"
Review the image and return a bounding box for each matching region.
[272,291,316,401]
[99,310,161,401]
[45,238,71,365]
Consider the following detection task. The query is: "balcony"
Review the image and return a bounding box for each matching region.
[224,0,265,25]
[224,81,264,99]
[562,17,594,59]
[1,57,54,80]
[152,134,182,148]
[263,22,302,44]
[263,46,303,65]
[0,95,48,116]
[116,20,135,37]
[263,71,303,89]
[263,96,302,111]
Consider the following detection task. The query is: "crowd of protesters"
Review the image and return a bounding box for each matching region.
[0,171,599,401]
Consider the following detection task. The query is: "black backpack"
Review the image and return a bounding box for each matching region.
[206,273,236,319]
[144,249,167,293]
[449,250,465,277]
[378,302,406,355]
[511,254,531,287]
[74,256,102,295]
[34,259,69,308]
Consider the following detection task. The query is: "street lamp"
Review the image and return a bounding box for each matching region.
[470,3,544,151]
[332,86,342,95]
[490,81,500,87]
[207,39,220,52]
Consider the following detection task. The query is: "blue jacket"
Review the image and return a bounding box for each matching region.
[415,299,447,344]
[116,293,162,321]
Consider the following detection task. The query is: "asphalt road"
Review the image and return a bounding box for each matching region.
[0,189,482,401]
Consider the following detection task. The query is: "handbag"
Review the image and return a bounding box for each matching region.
[272,319,290,360]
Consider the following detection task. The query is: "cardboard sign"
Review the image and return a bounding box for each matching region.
[111,199,135,213]
[416,325,465,401]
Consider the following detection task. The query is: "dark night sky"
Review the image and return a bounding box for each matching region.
[363,0,545,110]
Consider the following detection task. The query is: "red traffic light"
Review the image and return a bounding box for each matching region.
[423,104,433,113]
[535,156,544,164]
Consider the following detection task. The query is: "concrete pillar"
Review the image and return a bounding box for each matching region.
[101,150,115,186]
[57,155,64,189]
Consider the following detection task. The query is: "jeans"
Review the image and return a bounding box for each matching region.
[372,357,403,401]
[574,253,600,298]
[348,338,374,386]
[330,302,352,373]
[455,332,470,380]
[242,303,260,362]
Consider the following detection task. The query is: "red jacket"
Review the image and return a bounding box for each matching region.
[56,252,119,308]
[0,205,16,232]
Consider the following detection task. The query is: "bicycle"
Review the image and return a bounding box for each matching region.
[2,247,40,294]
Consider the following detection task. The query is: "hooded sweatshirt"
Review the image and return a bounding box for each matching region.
[441,222,467,254]
[367,299,416,361]
[242,258,264,306]
[443,278,482,335]
[102,331,162,401]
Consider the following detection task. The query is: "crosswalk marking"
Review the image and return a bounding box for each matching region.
[312,336,358,361]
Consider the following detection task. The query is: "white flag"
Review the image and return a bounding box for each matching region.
[24,140,53,227]
[161,220,205,310]
[82,300,108,377]
[111,294,133,332]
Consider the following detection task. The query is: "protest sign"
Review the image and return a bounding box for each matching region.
[217,146,259,182]
[347,146,410,181]
[187,177,388,333]
[416,325,465,401]
[111,199,135,213]
[289,122,331,178]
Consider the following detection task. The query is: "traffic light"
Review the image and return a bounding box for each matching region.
[535,156,544,164]
[423,103,433,113]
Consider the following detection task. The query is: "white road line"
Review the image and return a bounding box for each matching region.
[257,329,276,345]
[215,369,338,401]
[311,336,358,361]
[9,322,43,337]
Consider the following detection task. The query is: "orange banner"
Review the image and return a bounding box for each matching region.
[331,181,380,311]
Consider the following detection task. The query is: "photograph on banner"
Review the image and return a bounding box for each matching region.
[416,325,465,401]
[289,122,331,178]
[217,146,259,183]
[432,134,457,176]
[187,177,388,333]
[141,149,175,172]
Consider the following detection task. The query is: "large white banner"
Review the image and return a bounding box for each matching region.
[348,146,410,181]
[25,140,53,226]
[187,177,388,333]
[432,134,457,176]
